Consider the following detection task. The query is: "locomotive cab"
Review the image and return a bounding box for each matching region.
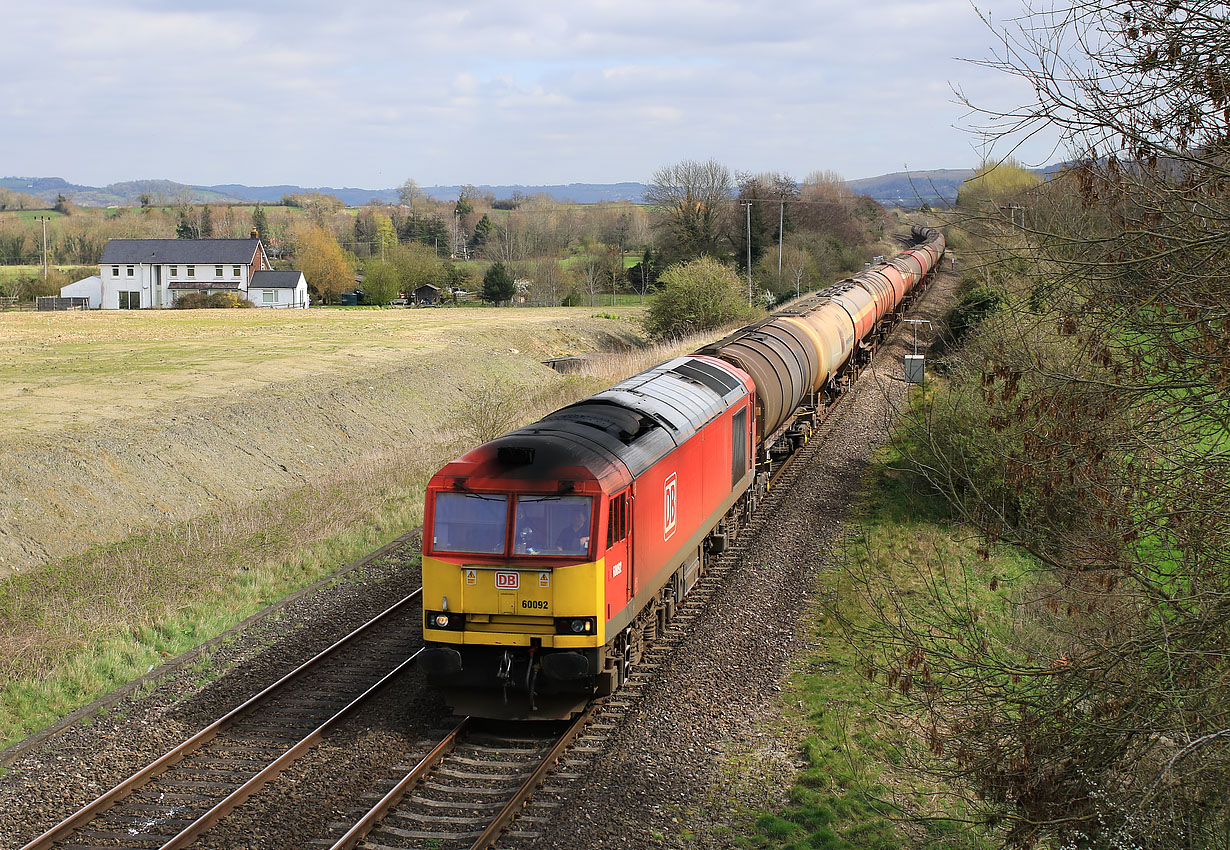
[420,436,634,718]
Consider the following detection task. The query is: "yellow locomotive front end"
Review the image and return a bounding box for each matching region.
[420,437,629,718]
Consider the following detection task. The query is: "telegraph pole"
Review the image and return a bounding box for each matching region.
[34,216,51,279]
[778,198,784,280]
[744,202,752,305]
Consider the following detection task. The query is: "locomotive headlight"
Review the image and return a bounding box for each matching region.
[555,616,596,635]
[434,614,451,628]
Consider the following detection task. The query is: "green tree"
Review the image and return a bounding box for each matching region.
[454,188,476,218]
[390,242,444,292]
[472,214,493,250]
[643,256,759,339]
[175,207,196,239]
[481,261,515,304]
[199,205,213,238]
[361,259,401,306]
[251,205,269,239]
[373,213,396,259]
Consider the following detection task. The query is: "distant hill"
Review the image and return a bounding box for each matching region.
[0,167,1063,211]
[844,169,976,209]
[0,177,654,208]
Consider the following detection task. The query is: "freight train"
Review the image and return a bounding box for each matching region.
[419,226,946,718]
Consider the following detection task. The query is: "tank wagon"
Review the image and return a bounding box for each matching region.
[419,226,945,717]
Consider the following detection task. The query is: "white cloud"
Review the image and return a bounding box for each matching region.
[0,0,1058,187]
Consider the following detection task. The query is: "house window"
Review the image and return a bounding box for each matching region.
[118,291,140,309]
[169,266,178,276]
[233,266,241,276]
[215,265,223,277]
[126,266,134,277]
[262,290,277,304]
[187,266,195,277]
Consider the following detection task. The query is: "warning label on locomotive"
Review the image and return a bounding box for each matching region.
[494,571,519,589]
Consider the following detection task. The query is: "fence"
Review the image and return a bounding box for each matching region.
[36,297,91,311]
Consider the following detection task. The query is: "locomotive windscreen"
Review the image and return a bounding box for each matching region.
[431,493,508,554]
[514,495,592,557]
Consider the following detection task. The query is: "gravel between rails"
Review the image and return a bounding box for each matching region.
[526,271,962,850]
[0,535,427,849]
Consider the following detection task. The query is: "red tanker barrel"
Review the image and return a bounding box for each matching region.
[875,264,907,306]
[856,269,895,323]
[892,254,925,293]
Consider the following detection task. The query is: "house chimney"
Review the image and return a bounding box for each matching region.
[250,227,259,239]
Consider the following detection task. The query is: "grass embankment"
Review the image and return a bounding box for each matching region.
[0,317,728,748]
[738,398,1033,850]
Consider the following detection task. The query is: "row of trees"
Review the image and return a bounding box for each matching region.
[1,160,895,307]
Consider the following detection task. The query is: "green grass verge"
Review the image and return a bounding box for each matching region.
[0,450,430,747]
[734,420,1030,849]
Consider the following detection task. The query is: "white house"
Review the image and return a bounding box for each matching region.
[91,238,305,309]
[248,270,310,308]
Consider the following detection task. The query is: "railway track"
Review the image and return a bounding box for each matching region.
[19,590,424,850]
[15,279,938,850]
[324,706,595,850]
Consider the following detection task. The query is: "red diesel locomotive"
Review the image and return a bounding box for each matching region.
[419,226,946,718]
[420,355,756,717]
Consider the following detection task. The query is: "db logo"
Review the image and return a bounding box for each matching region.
[495,571,519,589]
[663,472,677,541]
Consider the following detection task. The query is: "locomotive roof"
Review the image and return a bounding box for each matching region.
[433,356,751,492]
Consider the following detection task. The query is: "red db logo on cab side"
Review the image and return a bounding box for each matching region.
[664,473,677,541]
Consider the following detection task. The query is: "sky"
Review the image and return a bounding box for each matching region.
[0,0,1060,190]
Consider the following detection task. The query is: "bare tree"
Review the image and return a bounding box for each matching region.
[644,159,733,262]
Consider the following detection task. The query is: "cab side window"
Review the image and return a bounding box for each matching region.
[607,493,628,548]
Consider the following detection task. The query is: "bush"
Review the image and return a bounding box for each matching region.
[172,292,254,309]
[643,255,761,339]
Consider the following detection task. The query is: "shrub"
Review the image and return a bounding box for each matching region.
[643,255,761,339]
[172,292,255,309]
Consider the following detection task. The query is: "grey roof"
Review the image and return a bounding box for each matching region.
[100,239,261,264]
[250,270,305,288]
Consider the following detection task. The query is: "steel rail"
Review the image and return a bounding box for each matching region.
[468,702,600,850]
[19,587,424,850]
[326,716,471,850]
[160,647,426,850]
